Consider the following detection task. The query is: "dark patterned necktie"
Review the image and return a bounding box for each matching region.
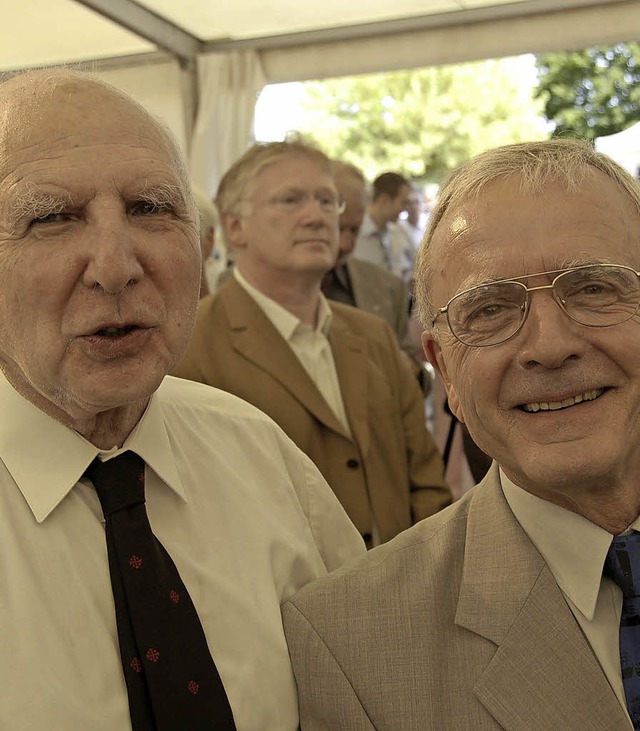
[86,452,236,730]
[604,531,640,729]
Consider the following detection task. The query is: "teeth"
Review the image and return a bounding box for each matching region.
[522,389,604,413]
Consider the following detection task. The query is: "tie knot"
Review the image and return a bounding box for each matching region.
[85,451,146,517]
[604,532,640,598]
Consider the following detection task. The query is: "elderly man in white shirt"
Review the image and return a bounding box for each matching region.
[0,69,364,731]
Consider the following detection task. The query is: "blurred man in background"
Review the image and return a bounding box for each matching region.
[352,170,412,281]
[174,141,450,547]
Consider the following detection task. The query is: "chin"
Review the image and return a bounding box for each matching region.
[66,366,166,414]
[504,442,616,493]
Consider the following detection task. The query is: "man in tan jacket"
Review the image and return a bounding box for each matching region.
[173,140,450,546]
[282,139,640,729]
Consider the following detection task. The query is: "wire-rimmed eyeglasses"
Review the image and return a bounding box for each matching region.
[263,188,346,215]
[432,264,640,347]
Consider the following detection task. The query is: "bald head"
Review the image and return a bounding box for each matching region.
[0,69,192,199]
[331,160,367,266]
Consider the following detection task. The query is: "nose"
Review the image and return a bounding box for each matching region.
[82,215,144,294]
[516,291,586,370]
[299,194,330,222]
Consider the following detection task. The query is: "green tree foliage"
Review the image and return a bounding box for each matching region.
[297,58,546,182]
[535,43,640,139]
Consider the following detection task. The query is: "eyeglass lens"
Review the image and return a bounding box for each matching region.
[269,189,344,213]
[447,265,640,346]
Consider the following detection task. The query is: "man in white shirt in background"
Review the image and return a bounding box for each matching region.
[352,170,412,281]
[0,68,364,731]
[390,184,429,288]
[174,140,450,547]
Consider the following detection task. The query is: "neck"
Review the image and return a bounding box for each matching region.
[237,265,323,327]
[2,366,147,449]
[505,468,640,535]
[367,204,387,230]
[71,405,148,450]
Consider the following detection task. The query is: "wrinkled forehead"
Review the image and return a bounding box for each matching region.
[0,73,178,170]
[428,171,640,291]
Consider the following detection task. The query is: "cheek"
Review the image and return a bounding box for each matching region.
[438,344,491,423]
[166,253,201,312]
[0,258,61,330]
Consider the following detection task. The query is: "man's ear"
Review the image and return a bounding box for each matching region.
[221,212,246,250]
[421,330,464,424]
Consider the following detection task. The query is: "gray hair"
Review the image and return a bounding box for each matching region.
[215,139,333,250]
[414,138,640,328]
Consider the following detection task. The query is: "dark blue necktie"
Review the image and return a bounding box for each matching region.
[86,451,236,730]
[604,531,640,729]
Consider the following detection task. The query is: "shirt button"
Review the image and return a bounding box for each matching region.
[346,458,360,469]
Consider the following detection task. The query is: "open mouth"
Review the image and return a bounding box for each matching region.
[93,325,139,338]
[519,388,605,413]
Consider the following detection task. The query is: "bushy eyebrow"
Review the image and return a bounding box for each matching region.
[10,187,71,222]
[8,180,190,222]
[132,181,187,210]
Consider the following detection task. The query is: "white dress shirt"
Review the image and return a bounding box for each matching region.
[352,212,392,270]
[502,472,634,729]
[0,371,365,731]
[353,212,414,284]
[389,220,422,284]
[234,268,351,435]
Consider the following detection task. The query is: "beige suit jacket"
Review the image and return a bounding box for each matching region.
[282,464,630,730]
[172,277,450,543]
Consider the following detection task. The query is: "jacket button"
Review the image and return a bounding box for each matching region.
[346,458,359,469]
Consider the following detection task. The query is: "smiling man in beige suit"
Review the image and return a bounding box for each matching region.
[282,139,640,729]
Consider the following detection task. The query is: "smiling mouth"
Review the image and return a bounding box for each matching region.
[519,388,605,413]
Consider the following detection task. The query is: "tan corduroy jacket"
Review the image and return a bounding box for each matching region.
[282,464,631,730]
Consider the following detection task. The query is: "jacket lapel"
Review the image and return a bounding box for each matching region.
[221,279,350,437]
[456,471,629,731]
[346,260,380,318]
[327,309,371,455]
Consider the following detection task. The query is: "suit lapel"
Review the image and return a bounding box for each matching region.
[346,261,372,313]
[221,279,350,437]
[456,471,628,731]
[327,309,371,455]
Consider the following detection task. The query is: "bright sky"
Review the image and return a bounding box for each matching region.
[253,54,541,142]
[254,82,306,141]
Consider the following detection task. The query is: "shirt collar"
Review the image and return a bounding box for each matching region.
[234,267,332,339]
[500,469,636,620]
[0,372,186,523]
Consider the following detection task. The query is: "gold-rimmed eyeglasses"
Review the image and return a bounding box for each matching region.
[432,264,640,347]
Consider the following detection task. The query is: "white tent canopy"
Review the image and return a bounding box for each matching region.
[3,0,640,193]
